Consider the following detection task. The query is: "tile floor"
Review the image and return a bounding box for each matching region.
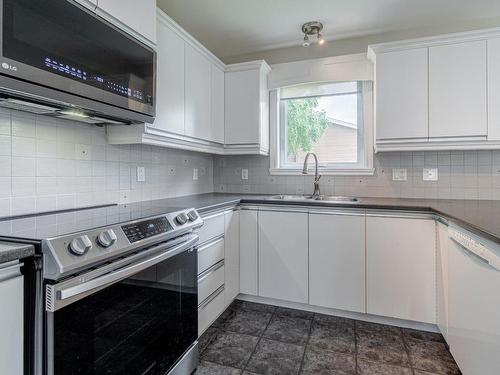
[196,300,461,375]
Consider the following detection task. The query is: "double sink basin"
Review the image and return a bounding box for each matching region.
[266,195,358,203]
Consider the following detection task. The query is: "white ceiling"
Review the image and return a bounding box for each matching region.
[157,0,500,59]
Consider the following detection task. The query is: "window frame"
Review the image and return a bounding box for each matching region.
[269,80,375,176]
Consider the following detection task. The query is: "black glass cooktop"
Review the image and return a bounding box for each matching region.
[0,199,190,241]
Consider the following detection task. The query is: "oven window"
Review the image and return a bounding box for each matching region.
[2,0,154,106]
[50,249,197,375]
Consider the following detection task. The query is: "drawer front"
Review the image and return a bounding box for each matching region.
[198,237,225,274]
[198,213,225,244]
[198,263,225,304]
[198,287,225,336]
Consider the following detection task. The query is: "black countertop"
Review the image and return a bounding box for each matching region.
[0,241,34,264]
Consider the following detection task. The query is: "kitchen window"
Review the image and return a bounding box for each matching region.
[270,80,374,175]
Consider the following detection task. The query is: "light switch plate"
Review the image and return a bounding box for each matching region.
[241,169,249,180]
[392,168,407,181]
[193,168,198,180]
[423,168,438,181]
[136,166,145,182]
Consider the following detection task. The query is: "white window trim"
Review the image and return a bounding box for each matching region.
[269,81,374,176]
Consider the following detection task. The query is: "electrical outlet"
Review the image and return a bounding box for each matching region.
[241,169,249,180]
[183,158,190,167]
[75,144,91,160]
[200,166,206,176]
[193,168,198,180]
[423,168,438,181]
[136,166,145,182]
[392,168,407,181]
[168,165,176,176]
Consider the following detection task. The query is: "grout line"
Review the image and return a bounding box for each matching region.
[400,328,416,375]
[354,320,359,375]
[297,314,314,374]
[241,306,275,373]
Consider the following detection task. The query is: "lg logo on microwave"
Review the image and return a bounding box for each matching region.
[1,62,17,72]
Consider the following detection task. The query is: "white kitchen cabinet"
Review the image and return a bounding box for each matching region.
[436,222,449,340]
[185,44,212,141]
[211,65,225,144]
[429,40,487,138]
[366,214,436,324]
[224,210,240,306]
[0,261,23,375]
[96,0,156,44]
[258,209,308,304]
[309,211,366,313]
[375,48,428,140]
[152,15,185,136]
[239,209,258,295]
[448,227,500,375]
[488,38,500,141]
[225,61,271,155]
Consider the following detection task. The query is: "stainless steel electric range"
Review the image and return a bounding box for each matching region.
[0,200,204,375]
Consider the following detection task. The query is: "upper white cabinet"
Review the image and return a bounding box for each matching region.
[366,213,436,324]
[96,0,157,45]
[258,209,308,303]
[185,44,212,141]
[375,48,428,140]
[211,65,225,144]
[429,41,487,138]
[369,28,500,151]
[225,61,271,155]
[309,210,366,313]
[153,16,185,136]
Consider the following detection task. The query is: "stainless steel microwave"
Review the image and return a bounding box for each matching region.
[0,0,156,124]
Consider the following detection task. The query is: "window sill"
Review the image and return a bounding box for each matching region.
[269,167,375,176]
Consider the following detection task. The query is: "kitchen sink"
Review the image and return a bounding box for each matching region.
[267,195,358,203]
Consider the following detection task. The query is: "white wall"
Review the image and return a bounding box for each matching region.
[0,108,213,218]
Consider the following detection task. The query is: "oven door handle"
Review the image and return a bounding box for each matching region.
[56,234,199,302]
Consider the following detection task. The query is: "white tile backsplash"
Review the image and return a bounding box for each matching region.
[0,109,214,217]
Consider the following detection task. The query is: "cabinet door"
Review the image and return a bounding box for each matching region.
[153,18,185,135]
[185,45,212,141]
[97,0,156,43]
[224,210,240,306]
[366,215,436,323]
[309,212,365,313]
[211,65,225,144]
[488,38,500,141]
[436,222,449,340]
[376,48,429,140]
[448,235,500,375]
[0,271,23,375]
[225,69,260,145]
[258,210,308,303]
[429,40,487,138]
[239,209,258,295]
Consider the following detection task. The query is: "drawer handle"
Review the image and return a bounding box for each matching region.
[198,260,224,283]
[199,285,225,309]
[197,236,224,252]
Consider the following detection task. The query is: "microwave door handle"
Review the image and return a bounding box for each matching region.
[57,234,199,301]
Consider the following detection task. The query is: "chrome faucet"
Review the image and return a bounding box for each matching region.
[302,152,321,197]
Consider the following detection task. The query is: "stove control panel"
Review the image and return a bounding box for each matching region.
[122,216,173,243]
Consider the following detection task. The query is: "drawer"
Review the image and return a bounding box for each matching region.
[198,237,224,274]
[197,212,225,244]
[198,286,225,336]
[198,262,225,304]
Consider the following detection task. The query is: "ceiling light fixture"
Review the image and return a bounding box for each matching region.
[301,21,325,47]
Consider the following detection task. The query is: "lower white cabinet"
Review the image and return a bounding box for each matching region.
[239,209,258,295]
[0,261,23,375]
[436,222,449,340]
[448,228,500,375]
[224,210,240,306]
[198,286,225,336]
[309,210,366,313]
[366,214,436,324]
[258,210,308,303]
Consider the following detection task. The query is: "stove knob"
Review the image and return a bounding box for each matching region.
[69,235,92,256]
[97,229,117,248]
[187,210,198,221]
[175,212,189,225]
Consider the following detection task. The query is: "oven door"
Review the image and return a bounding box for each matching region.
[44,234,199,375]
[0,0,156,116]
